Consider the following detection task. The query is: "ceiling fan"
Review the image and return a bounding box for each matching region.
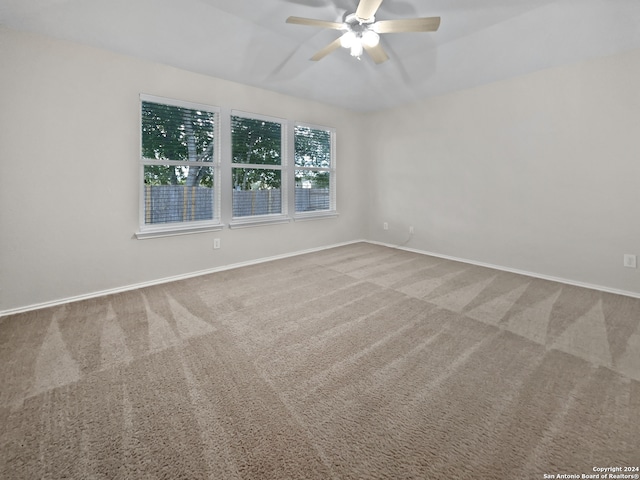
[286,0,440,64]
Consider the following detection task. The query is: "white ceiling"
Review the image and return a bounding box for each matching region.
[2,0,640,111]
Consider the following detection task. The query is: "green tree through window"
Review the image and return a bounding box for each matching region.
[137,96,336,235]
[140,98,218,226]
[294,125,333,212]
[231,115,283,217]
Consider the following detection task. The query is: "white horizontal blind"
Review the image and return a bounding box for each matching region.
[294,124,335,213]
[231,113,285,218]
[140,97,220,227]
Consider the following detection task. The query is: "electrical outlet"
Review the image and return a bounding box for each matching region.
[623,254,636,268]
[213,238,221,249]
[383,222,388,230]
[409,226,414,235]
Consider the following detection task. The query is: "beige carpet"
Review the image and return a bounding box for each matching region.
[1,242,639,479]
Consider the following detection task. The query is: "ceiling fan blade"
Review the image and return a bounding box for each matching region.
[286,16,344,30]
[374,16,441,33]
[310,37,342,61]
[364,43,389,64]
[355,0,384,21]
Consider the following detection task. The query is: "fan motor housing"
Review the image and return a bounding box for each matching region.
[346,13,375,30]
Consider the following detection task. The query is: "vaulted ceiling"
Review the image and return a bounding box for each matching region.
[2,0,640,111]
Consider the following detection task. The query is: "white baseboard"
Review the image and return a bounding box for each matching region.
[0,240,365,317]
[367,240,640,300]
[3,238,638,317]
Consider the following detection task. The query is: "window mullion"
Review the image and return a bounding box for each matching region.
[295,167,332,172]
[231,163,283,170]
[143,159,212,167]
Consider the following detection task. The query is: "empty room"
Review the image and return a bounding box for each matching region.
[1,0,639,478]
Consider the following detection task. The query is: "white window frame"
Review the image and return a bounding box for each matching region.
[136,94,222,239]
[229,110,290,229]
[293,121,338,220]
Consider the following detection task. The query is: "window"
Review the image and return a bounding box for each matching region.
[294,124,336,216]
[138,95,220,238]
[231,113,285,220]
[136,96,336,237]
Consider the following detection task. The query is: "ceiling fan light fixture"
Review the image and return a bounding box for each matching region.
[286,0,442,64]
[362,29,380,47]
[340,31,357,48]
[350,41,363,57]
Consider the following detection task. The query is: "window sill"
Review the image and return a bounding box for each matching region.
[229,215,291,229]
[294,211,339,222]
[135,223,224,239]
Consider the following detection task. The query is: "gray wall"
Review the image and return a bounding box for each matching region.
[365,49,640,295]
[0,27,367,312]
[2,26,639,314]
